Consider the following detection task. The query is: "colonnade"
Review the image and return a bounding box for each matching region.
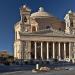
[33,41,72,61]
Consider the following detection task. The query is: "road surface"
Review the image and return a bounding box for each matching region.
[1,70,75,75]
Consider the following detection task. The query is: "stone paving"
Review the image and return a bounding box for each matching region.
[0,63,75,75]
[1,69,75,75]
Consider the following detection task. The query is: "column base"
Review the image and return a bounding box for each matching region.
[58,58,61,61]
[47,59,49,61]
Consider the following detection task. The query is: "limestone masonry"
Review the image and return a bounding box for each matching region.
[14,5,75,62]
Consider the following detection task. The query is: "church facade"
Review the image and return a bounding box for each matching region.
[14,5,75,62]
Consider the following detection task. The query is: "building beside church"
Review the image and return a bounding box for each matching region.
[0,50,8,58]
[14,5,75,62]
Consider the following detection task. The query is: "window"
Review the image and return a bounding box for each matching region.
[59,28,62,31]
[32,26,36,32]
[23,16,27,22]
[46,26,50,29]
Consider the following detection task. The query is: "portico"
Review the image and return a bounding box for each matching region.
[19,30,75,61]
[30,41,72,61]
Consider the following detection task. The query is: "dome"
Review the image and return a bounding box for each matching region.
[31,7,53,18]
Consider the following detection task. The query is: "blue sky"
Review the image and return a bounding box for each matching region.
[0,0,75,54]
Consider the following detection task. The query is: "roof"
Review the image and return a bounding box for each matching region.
[31,7,53,18]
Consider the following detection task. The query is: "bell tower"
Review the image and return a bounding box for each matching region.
[20,5,31,32]
[64,10,75,34]
[14,5,32,60]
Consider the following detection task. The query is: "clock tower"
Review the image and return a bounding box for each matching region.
[20,5,31,32]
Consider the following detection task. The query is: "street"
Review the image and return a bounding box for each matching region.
[1,69,75,75]
[0,64,75,75]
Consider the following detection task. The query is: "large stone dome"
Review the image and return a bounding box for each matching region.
[31,7,53,18]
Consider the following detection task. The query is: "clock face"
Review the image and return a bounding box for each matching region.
[24,16,27,22]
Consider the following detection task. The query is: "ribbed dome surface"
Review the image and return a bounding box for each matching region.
[31,7,53,18]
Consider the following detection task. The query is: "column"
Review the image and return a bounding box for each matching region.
[41,42,43,59]
[53,42,55,58]
[34,41,37,60]
[58,42,61,60]
[47,42,49,60]
[69,42,71,60]
[36,27,38,31]
[64,42,66,60]
[28,41,31,59]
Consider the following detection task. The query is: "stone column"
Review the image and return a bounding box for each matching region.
[47,42,49,60]
[34,41,37,60]
[41,42,43,59]
[27,41,31,59]
[36,27,38,31]
[64,42,66,60]
[53,42,55,59]
[58,42,61,60]
[69,42,71,60]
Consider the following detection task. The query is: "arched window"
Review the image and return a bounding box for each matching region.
[24,16,27,22]
[32,26,36,32]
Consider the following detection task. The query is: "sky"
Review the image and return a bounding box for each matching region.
[0,0,75,54]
